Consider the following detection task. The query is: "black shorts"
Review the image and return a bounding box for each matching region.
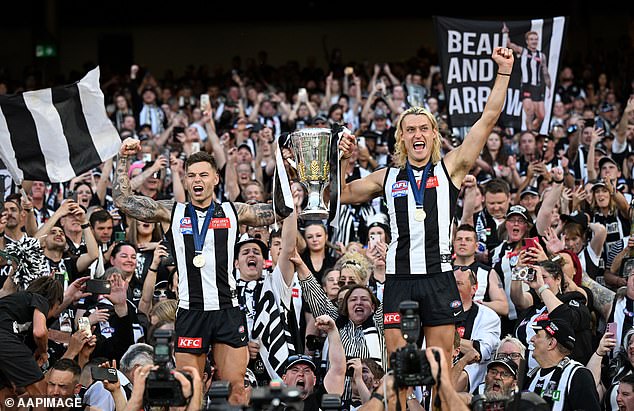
[521,83,546,102]
[174,306,248,354]
[383,271,464,328]
[0,328,44,388]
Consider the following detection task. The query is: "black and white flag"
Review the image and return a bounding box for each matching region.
[0,67,121,184]
[434,16,567,134]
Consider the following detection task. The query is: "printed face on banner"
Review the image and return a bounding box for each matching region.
[434,16,567,135]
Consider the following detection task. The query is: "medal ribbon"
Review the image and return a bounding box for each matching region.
[188,202,215,255]
[406,160,432,208]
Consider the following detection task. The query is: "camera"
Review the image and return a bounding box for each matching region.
[159,237,175,266]
[471,393,512,411]
[145,329,191,407]
[471,392,549,411]
[249,380,303,410]
[389,301,435,387]
[511,266,536,281]
[205,381,242,411]
[567,124,578,135]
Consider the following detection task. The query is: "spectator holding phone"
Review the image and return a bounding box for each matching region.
[511,256,592,372]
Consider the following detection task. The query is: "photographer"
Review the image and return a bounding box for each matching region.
[359,347,469,411]
[282,315,346,411]
[123,363,203,411]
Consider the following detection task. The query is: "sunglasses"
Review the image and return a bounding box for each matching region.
[453,265,476,283]
[338,279,356,287]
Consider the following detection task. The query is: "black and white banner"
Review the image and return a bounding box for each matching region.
[434,16,567,134]
[0,67,121,184]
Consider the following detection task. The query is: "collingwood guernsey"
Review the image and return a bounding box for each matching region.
[383,159,458,275]
[169,201,239,311]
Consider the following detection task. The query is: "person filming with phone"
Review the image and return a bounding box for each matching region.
[511,251,593,372]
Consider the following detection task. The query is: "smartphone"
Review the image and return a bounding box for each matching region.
[344,66,354,76]
[606,322,617,336]
[522,237,539,250]
[178,96,185,108]
[584,118,595,128]
[78,316,92,337]
[191,142,201,154]
[369,233,379,248]
[84,279,111,295]
[142,153,152,163]
[357,136,366,148]
[114,231,126,242]
[91,367,118,383]
[200,94,210,111]
[298,88,307,102]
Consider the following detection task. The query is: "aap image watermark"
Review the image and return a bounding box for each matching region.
[4,396,82,409]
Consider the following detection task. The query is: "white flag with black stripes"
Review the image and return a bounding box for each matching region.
[0,66,121,184]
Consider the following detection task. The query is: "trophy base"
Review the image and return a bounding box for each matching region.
[299,209,329,221]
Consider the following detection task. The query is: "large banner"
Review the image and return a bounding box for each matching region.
[434,16,567,135]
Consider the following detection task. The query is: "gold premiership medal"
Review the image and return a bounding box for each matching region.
[415,208,426,221]
[193,254,206,268]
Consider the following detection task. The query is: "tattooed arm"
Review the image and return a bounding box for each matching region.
[234,202,280,227]
[113,138,173,225]
[582,271,616,321]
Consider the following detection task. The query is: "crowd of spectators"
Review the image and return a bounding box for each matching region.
[0,40,634,411]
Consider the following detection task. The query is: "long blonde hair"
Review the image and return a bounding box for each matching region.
[392,106,442,169]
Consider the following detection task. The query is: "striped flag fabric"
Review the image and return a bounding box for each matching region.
[0,67,121,184]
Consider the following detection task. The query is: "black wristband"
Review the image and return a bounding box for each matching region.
[371,392,384,402]
[147,267,158,273]
[497,72,511,76]
[552,178,564,184]
[80,223,90,229]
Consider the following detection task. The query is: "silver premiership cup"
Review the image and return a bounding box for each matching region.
[290,128,331,220]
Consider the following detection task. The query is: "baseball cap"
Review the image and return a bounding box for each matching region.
[234,233,269,260]
[560,210,589,230]
[374,108,387,119]
[519,186,539,199]
[599,156,618,170]
[310,115,329,126]
[367,213,389,231]
[284,354,316,373]
[591,178,608,191]
[237,143,254,156]
[531,315,576,351]
[487,356,518,378]
[600,102,615,113]
[505,205,531,222]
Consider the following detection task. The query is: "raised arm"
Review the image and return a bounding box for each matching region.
[444,47,514,186]
[113,138,172,225]
[278,210,299,287]
[338,133,386,204]
[536,175,564,235]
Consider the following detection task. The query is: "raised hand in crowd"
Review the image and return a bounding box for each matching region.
[543,226,566,254]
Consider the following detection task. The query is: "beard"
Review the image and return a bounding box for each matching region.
[485,384,512,401]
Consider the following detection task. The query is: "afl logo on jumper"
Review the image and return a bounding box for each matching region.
[450,300,462,309]
[391,181,409,197]
[179,217,193,234]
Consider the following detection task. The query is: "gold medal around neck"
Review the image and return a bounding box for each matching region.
[193,254,206,268]
[415,208,426,222]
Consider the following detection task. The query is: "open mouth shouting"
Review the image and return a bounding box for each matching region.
[413,140,426,153]
[192,185,205,196]
[247,258,258,269]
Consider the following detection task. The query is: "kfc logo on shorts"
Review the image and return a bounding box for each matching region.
[384,312,401,324]
[238,325,245,335]
[292,288,300,298]
[391,181,409,198]
[177,337,202,349]
[456,326,465,338]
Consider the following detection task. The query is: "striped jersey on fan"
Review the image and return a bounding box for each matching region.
[383,159,459,275]
[0,67,120,184]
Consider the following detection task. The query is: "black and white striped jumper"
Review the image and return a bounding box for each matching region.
[168,201,239,311]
